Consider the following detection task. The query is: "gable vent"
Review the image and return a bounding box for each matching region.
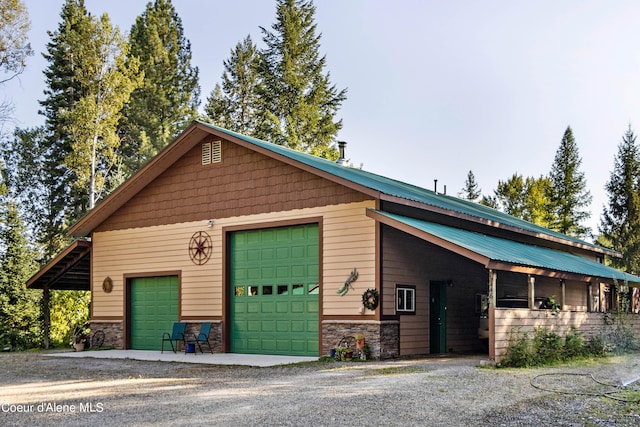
[201,141,222,165]
[201,142,212,165]
[211,140,222,163]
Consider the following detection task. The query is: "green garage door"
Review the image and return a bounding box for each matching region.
[130,276,179,350]
[231,224,319,356]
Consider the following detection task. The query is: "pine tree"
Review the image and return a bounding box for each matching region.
[120,0,200,174]
[38,0,94,250]
[204,35,261,134]
[0,200,40,350]
[63,12,140,208]
[548,126,592,238]
[256,0,346,158]
[600,126,640,273]
[494,173,527,218]
[204,83,232,130]
[459,170,481,201]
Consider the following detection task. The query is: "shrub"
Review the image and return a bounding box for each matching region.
[584,334,607,357]
[500,327,608,368]
[532,328,563,365]
[499,329,533,368]
[610,324,639,353]
[563,327,585,359]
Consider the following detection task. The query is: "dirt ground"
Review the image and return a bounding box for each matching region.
[0,351,639,426]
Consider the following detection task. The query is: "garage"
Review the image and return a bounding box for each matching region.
[129,276,179,350]
[230,223,319,356]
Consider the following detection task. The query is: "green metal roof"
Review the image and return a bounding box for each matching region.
[370,210,640,285]
[198,121,610,254]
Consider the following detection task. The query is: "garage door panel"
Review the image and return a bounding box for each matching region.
[261,301,275,313]
[276,321,289,332]
[291,301,305,313]
[276,266,289,278]
[261,320,275,332]
[130,276,178,350]
[230,224,318,356]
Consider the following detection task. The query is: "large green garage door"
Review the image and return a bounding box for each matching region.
[130,276,179,350]
[230,224,319,356]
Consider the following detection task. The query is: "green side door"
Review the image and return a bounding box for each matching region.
[430,280,447,354]
[230,224,319,356]
[130,276,179,350]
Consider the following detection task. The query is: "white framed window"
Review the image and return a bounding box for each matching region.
[396,285,416,314]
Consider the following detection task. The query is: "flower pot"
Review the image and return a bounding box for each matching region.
[345,350,353,360]
[356,338,365,350]
[74,342,85,352]
[329,348,336,358]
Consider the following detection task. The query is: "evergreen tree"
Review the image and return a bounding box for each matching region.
[38,0,94,250]
[459,170,481,201]
[204,35,261,134]
[2,127,69,258]
[548,126,592,238]
[63,12,140,208]
[494,173,527,218]
[600,126,640,273]
[0,200,40,350]
[479,194,498,209]
[256,0,346,158]
[204,83,232,130]
[120,0,200,174]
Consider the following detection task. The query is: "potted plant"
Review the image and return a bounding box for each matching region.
[74,334,87,352]
[71,323,90,352]
[355,333,365,350]
[335,346,353,361]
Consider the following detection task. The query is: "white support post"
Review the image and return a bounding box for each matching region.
[528,275,536,310]
[488,269,497,308]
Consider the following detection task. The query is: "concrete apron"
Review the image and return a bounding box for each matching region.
[45,350,318,367]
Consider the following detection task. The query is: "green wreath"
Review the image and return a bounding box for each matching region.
[362,288,380,310]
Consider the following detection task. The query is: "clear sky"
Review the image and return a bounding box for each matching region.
[4,0,640,238]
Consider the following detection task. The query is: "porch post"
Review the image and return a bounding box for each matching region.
[43,285,50,349]
[488,269,497,360]
[488,269,497,308]
[586,282,593,312]
[528,275,536,310]
[560,279,566,311]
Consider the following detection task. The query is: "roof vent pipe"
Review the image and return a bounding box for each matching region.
[336,141,347,166]
[434,179,438,193]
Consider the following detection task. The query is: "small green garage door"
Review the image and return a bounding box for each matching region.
[230,224,319,356]
[130,276,179,350]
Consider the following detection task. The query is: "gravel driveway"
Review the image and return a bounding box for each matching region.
[1,352,639,426]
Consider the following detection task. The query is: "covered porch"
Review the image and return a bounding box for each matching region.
[369,209,640,361]
[26,240,91,348]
